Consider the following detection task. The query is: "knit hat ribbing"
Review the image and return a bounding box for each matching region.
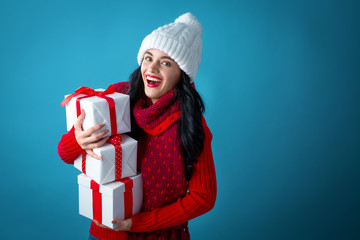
[137,12,202,82]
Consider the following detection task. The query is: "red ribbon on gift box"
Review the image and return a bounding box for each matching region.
[119,178,134,220]
[82,135,123,180]
[108,135,123,180]
[60,85,118,136]
[90,180,102,223]
[90,178,134,224]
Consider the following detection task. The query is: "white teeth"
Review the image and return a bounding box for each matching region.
[146,76,161,82]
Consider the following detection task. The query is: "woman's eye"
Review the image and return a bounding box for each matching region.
[145,56,152,61]
[162,61,170,66]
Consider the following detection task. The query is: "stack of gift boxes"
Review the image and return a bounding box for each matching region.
[62,85,143,229]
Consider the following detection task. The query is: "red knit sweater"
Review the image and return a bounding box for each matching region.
[57,82,217,239]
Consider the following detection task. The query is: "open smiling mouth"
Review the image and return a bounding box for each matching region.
[146,75,162,87]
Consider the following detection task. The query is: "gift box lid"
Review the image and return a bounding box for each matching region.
[64,88,131,133]
[64,88,128,103]
[77,173,142,197]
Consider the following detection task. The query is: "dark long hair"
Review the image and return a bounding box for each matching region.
[127,67,205,180]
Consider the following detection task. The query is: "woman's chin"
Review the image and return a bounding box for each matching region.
[144,90,161,103]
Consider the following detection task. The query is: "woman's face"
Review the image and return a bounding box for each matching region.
[141,49,181,104]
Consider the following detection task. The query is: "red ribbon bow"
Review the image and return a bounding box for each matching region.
[60,85,116,107]
[61,84,118,136]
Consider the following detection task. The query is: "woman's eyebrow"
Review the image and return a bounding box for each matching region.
[144,51,174,61]
[161,56,174,61]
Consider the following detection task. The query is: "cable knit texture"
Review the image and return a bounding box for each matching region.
[137,12,202,82]
[57,81,216,240]
[57,126,85,164]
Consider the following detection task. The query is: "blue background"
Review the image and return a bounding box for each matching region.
[1,0,359,239]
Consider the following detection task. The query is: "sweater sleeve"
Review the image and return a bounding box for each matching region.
[57,126,85,164]
[129,117,217,232]
[113,81,129,94]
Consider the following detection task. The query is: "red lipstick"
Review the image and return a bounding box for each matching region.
[146,74,162,88]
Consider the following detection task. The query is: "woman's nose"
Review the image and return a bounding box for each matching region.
[148,61,159,73]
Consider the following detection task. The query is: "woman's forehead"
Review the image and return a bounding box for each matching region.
[145,49,172,58]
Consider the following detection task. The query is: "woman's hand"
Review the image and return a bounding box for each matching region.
[74,110,110,160]
[93,218,132,231]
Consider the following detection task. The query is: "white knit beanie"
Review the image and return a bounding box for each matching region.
[137,12,203,82]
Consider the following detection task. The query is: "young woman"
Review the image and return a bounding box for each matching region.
[58,12,217,240]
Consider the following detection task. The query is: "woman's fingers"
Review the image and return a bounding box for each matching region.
[85,129,109,143]
[73,110,110,153]
[85,149,102,161]
[93,220,112,229]
[78,128,108,147]
[76,123,107,146]
[82,123,106,137]
[112,218,132,231]
[74,110,85,131]
[86,136,110,150]
[113,221,124,231]
[92,219,131,231]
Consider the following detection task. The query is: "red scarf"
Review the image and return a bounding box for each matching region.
[133,90,187,212]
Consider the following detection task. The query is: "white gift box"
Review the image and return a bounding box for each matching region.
[64,88,131,137]
[78,173,143,229]
[74,134,137,185]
